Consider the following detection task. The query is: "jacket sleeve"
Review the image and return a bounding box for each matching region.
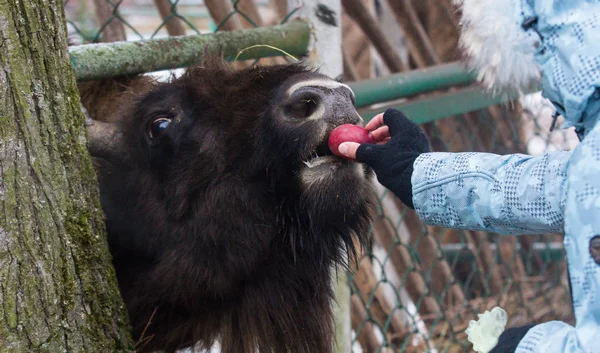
[514,321,593,353]
[410,151,571,235]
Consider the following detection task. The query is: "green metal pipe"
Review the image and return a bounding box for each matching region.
[349,62,477,108]
[358,84,541,124]
[70,21,310,81]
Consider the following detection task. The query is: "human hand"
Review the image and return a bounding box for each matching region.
[337,108,430,208]
[337,112,391,158]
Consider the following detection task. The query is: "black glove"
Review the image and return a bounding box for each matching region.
[356,108,430,209]
[489,324,535,353]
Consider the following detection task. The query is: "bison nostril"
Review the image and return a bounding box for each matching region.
[284,91,323,120]
[290,100,318,119]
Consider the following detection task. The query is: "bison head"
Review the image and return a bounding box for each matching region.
[82,55,373,353]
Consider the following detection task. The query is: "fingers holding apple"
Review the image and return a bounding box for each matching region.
[328,124,378,161]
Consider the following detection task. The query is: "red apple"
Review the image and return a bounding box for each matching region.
[328,124,376,160]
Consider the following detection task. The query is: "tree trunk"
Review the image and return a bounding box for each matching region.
[0,1,134,352]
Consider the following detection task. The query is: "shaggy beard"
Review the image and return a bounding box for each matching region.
[452,0,541,94]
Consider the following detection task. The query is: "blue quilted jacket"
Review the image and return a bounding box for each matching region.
[415,1,600,352]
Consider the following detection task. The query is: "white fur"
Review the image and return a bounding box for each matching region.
[453,0,541,93]
[300,157,364,187]
[286,79,355,101]
[286,79,355,121]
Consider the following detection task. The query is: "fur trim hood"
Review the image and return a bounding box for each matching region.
[452,0,541,94]
[453,0,600,138]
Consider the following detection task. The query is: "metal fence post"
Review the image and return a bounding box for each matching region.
[288,1,349,352]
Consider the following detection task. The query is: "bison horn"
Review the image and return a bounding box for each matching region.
[86,119,124,160]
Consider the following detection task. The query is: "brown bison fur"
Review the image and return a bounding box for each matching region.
[79,54,373,353]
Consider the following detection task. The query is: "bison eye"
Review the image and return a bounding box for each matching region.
[148,117,172,139]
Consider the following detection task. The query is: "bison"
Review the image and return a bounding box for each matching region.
[80,54,374,353]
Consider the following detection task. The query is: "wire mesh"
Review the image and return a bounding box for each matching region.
[65,0,293,41]
[64,1,577,352]
[64,0,299,67]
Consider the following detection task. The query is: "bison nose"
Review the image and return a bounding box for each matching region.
[283,84,362,126]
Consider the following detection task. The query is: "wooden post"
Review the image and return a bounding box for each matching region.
[384,0,441,66]
[342,0,408,72]
[233,0,287,65]
[270,0,289,22]
[236,0,265,28]
[341,0,375,81]
[153,0,186,36]
[92,0,126,42]
[204,0,244,32]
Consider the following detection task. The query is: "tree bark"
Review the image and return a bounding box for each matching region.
[0,1,134,352]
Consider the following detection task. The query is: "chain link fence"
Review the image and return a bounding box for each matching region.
[65,0,300,71]
[65,0,294,40]
[65,1,577,352]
